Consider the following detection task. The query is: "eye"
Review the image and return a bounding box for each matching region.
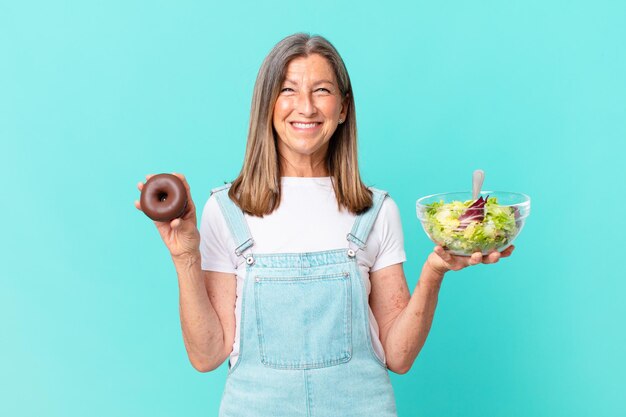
[281,87,294,93]
[316,88,331,93]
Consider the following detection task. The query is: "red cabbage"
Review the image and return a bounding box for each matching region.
[456,196,489,231]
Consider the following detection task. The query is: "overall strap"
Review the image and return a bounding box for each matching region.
[210,183,254,258]
[346,187,388,253]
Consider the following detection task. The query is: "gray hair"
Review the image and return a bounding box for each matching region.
[229,33,373,216]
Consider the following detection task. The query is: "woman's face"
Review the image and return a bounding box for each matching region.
[273,54,348,170]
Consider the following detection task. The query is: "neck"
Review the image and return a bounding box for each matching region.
[279,155,329,177]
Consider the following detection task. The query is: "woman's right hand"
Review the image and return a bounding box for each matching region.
[134,173,201,260]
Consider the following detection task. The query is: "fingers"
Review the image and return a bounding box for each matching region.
[477,245,515,265]
[172,172,190,191]
[469,250,502,266]
[468,252,482,265]
[136,175,155,191]
[135,175,153,211]
[435,246,482,265]
[500,245,515,257]
[483,251,501,264]
[433,244,515,271]
[136,174,155,190]
[434,245,453,262]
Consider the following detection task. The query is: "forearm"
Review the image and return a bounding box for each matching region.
[173,252,225,371]
[383,262,445,374]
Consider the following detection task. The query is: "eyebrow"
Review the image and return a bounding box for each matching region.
[283,78,336,86]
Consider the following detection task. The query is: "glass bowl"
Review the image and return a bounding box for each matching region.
[416,191,531,256]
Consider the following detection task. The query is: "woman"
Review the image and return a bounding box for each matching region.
[135,33,514,416]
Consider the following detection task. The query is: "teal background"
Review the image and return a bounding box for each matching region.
[2,0,625,416]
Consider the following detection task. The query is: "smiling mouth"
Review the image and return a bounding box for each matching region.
[290,122,322,130]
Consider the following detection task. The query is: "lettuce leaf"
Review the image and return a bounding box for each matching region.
[423,196,518,254]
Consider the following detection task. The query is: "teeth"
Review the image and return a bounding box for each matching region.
[292,122,319,128]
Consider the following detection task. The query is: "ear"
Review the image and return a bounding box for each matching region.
[340,94,350,121]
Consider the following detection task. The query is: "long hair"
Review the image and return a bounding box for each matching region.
[228,32,373,216]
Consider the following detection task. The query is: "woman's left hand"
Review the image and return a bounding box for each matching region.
[426,245,515,275]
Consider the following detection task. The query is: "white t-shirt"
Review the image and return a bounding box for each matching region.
[199,176,407,367]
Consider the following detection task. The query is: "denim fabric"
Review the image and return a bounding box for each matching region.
[211,184,398,417]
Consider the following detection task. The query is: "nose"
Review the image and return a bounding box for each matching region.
[295,91,317,117]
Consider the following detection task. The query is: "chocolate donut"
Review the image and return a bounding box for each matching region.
[140,173,188,222]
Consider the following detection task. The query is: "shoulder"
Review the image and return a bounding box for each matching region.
[205,182,234,207]
[376,194,402,227]
[360,188,403,243]
[381,193,399,211]
[210,182,232,195]
[208,182,233,209]
[367,186,400,216]
[200,183,232,224]
[365,191,406,270]
[365,190,403,245]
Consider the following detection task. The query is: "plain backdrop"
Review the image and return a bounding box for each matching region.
[1,1,625,416]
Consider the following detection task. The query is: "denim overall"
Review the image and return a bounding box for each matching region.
[211,183,398,417]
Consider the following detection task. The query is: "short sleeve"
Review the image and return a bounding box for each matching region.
[370,196,407,272]
[199,194,238,273]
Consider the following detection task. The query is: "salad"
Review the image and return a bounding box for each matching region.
[423,196,520,254]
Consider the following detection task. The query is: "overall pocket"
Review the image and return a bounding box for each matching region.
[253,272,352,370]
